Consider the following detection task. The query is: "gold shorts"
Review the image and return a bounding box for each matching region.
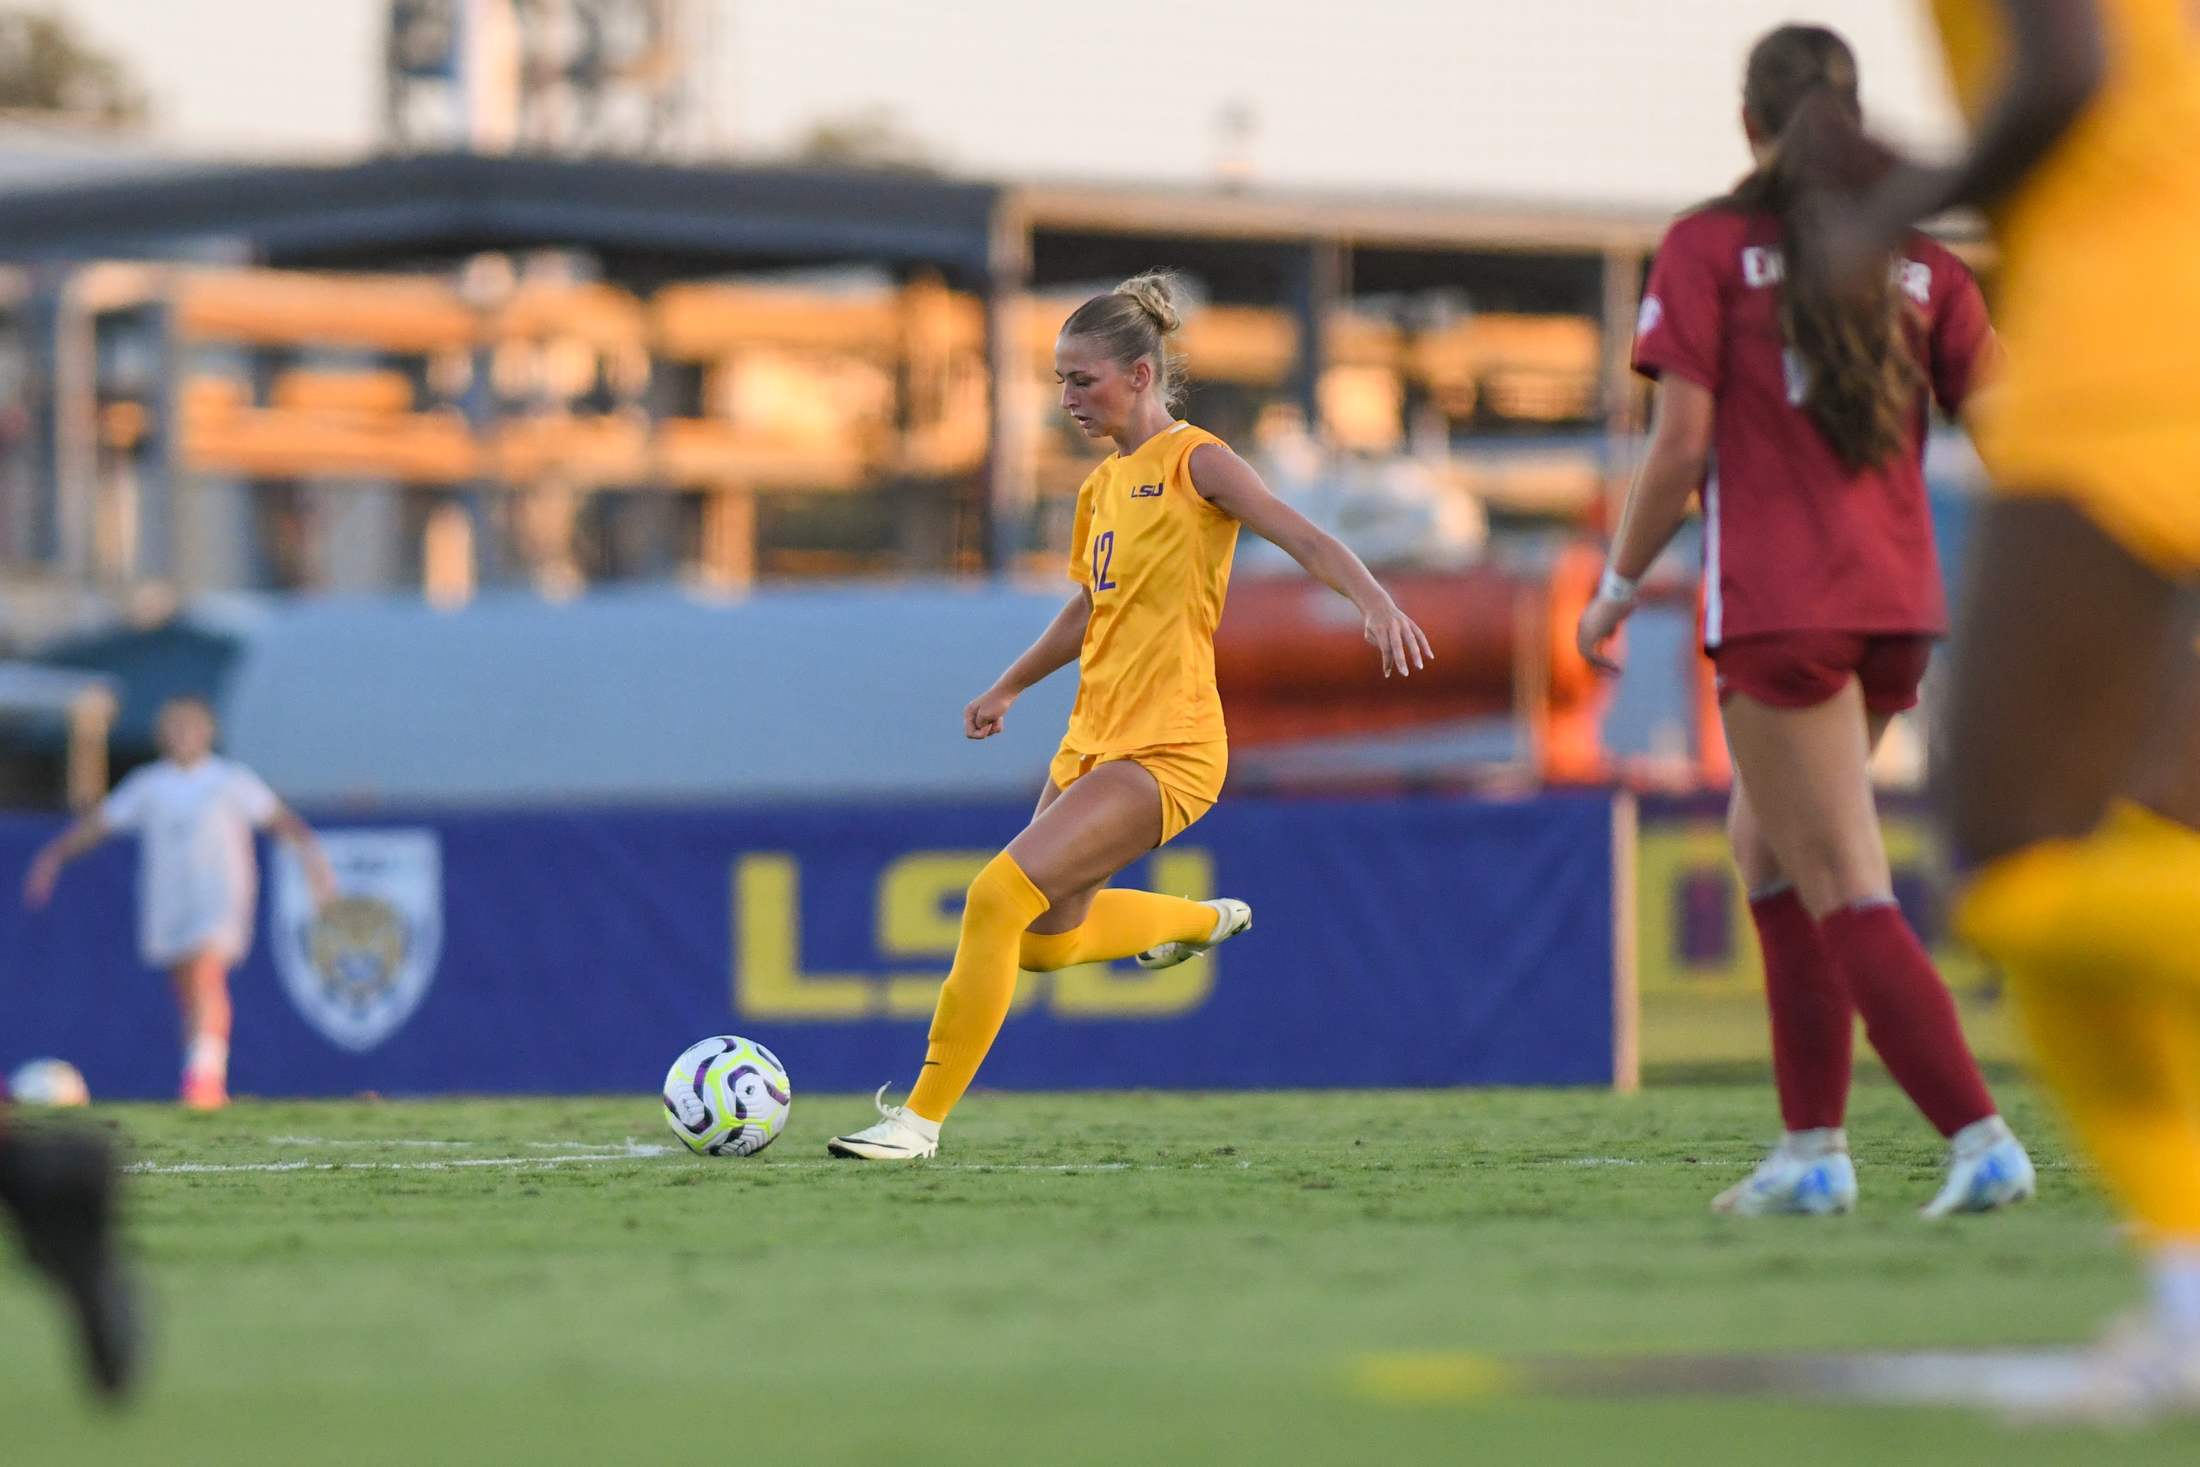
[1978,415,2200,577]
[1048,738,1227,845]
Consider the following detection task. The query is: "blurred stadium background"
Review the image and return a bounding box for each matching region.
[0,0,2013,1095]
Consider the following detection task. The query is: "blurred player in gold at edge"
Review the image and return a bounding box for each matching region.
[1836,0,2200,1411]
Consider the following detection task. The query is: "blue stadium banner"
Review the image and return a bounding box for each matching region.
[0,793,1625,1101]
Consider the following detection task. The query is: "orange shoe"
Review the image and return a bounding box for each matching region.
[180,1073,229,1111]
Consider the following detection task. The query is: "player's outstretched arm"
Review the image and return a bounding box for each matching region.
[1577,376,1714,675]
[965,589,1093,740]
[1190,442,1432,678]
[1834,0,2102,256]
[268,805,338,908]
[23,812,112,911]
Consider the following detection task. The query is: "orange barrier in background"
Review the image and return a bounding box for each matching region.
[1215,569,1520,747]
[1214,545,1610,784]
[1539,543,1614,784]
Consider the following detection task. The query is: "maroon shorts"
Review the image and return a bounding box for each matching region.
[1711,632,1935,714]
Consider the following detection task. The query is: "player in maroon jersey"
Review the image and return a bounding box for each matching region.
[0,1105,140,1397]
[1578,23,2036,1216]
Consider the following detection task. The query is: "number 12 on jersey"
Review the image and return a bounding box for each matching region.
[1092,529,1117,591]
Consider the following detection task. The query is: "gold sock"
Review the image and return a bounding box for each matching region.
[1016,890,1220,973]
[1017,928,1085,973]
[1957,801,2200,985]
[2006,964,2200,1239]
[906,852,1050,1123]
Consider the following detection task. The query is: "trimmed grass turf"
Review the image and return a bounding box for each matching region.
[1,1081,2194,1465]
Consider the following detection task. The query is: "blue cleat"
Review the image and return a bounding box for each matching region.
[1921,1117,2036,1218]
[1712,1133,1858,1216]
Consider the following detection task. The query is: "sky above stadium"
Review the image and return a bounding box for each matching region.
[59,0,1963,208]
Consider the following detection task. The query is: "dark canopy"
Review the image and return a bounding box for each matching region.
[37,619,242,753]
[0,153,1002,286]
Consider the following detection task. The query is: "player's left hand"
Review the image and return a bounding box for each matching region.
[1576,593,1632,675]
[1363,600,1433,679]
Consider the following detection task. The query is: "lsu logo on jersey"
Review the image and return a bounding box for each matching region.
[1129,482,1164,499]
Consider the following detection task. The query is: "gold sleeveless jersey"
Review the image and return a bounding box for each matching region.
[1931,0,2200,567]
[1065,420,1240,752]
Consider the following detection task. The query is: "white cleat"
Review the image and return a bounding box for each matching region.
[1921,1117,2036,1218]
[826,1085,940,1161]
[1136,898,1252,971]
[1711,1133,1858,1216]
[2004,1315,2200,1426]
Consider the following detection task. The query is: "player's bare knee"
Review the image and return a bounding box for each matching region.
[1816,850,1896,912]
[1725,817,1784,895]
[1777,835,1888,912]
[1941,758,2106,867]
[1730,840,1786,896]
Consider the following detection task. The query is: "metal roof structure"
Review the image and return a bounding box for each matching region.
[0,152,1677,278]
[0,154,1005,282]
[0,152,1689,595]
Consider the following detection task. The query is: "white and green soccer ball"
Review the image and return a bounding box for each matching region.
[662,1036,790,1157]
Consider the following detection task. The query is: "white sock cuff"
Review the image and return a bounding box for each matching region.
[1950,1114,2011,1156]
[901,1109,942,1143]
[186,1033,229,1077]
[1780,1127,1847,1159]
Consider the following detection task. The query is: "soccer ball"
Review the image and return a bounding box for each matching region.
[9,1058,90,1107]
[662,1036,790,1157]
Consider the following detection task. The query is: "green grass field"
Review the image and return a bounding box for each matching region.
[3,1079,2195,1466]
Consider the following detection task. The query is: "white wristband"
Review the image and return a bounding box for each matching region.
[1597,565,1640,605]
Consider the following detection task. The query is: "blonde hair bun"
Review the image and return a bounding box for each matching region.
[1059,269,1193,407]
[1113,271,1187,336]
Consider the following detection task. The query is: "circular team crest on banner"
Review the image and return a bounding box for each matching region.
[273,830,444,1053]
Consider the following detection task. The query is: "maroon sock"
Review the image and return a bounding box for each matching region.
[1821,902,1996,1138]
[1750,887,1852,1131]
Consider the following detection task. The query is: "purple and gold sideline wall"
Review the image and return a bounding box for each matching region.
[0,793,1628,1100]
[1632,793,1985,1003]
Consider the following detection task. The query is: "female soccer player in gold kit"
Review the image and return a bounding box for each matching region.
[1840,0,2200,1409]
[829,274,1431,1160]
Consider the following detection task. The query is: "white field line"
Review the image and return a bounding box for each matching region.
[261,1135,1755,1171]
[124,1142,2077,1180]
[138,1148,1815,1177]
[125,1152,1172,1177]
[264,1137,642,1150]
[128,1143,676,1174]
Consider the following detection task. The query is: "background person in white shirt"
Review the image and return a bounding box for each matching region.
[23,696,334,1110]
